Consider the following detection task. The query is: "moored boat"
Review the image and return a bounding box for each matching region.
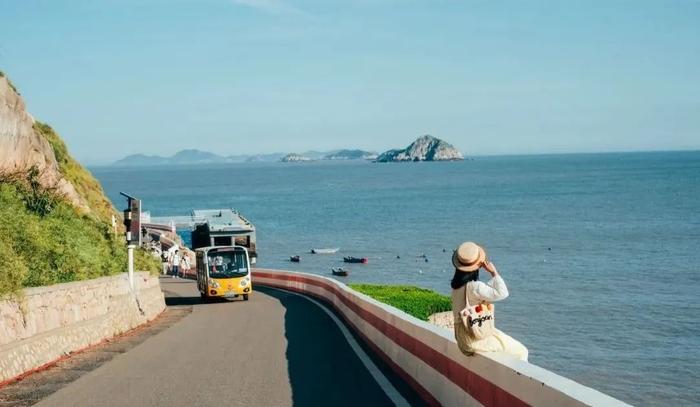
[331,268,349,277]
[290,255,301,263]
[311,248,340,254]
[343,256,368,264]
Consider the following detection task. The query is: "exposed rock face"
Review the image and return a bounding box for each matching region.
[376,135,464,162]
[0,74,88,212]
[280,153,312,162]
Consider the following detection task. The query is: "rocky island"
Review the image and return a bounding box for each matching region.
[280,153,313,162]
[376,135,463,162]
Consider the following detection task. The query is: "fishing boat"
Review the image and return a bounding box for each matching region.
[331,268,349,277]
[311,248,340,254]
[290,255,301,263]
[343,256,368,264]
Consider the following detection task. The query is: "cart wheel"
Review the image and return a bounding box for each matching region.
[243,294,249,301]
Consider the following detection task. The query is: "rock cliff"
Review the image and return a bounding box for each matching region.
[376,135,464,162]
[0,72,114,219]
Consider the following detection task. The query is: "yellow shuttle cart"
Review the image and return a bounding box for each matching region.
[196,246,252,301]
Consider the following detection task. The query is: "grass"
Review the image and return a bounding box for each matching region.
[33,122,117,223]
[349,284,452,321]
[0,171,160,297]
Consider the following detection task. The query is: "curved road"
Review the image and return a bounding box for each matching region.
[35,277,424,406]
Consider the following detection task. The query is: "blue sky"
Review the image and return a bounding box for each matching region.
[1,0,699,163]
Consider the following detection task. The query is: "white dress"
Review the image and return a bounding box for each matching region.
[451,275,529,361]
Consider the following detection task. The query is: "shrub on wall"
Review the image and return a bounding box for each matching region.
[349,284,452,321]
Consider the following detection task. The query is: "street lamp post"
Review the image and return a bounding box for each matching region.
[119,192,142,290]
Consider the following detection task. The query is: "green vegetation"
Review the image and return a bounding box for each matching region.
[0,70,18,94]
[0,170,160,296]
[0,73,158,296]
[33,122,116,223]
[349,284,452,321]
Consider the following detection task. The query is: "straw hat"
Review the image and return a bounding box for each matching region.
[452,242,486,272]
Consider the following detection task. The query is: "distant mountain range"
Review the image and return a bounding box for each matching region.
[112,148,378,166]
[113,136,464,166]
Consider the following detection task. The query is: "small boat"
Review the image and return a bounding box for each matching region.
[290,255,301,263]
[344,256,368,264]
[332,268,349,277]
[311,248,340,254]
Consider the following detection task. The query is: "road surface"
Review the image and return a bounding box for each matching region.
[35,277,423,406]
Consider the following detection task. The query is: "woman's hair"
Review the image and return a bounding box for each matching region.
[464,270,479,282]
[450,269,479,289]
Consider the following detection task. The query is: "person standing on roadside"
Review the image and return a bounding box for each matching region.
[172,249,180,279]
[181,253,190,278]
[450,241,528,361]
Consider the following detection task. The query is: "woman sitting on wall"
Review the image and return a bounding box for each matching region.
[450,241,528,361]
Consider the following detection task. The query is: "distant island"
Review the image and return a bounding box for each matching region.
[280,153,313,163]
[280,149,379,162]
[113,148,377,166]
[376,135,464,162]
[324,149,378,160]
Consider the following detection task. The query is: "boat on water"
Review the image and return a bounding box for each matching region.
[344,256,368,264]
[331,268,349,277]
[290,255,301,263]
[311,248,340,254]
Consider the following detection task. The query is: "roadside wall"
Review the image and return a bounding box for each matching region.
[253,269,629,407]
[0,272,165,383]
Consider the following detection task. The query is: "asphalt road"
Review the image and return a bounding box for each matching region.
[35,277,422,407]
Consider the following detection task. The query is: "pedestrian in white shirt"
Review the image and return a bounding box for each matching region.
[450,242,528,361]
[172,250,180,278]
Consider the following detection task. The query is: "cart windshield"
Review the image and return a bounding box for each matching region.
[207,250,248,278]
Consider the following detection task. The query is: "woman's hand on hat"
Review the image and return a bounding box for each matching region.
[482,261,498,276]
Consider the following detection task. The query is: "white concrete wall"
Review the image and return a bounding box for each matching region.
[0,272,165,383]
[253,269,629,407]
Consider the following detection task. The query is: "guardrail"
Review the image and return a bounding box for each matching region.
[252,269,629,407]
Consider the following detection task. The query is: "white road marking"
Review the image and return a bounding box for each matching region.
[268,286,411,407]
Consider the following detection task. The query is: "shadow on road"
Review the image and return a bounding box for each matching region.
[257,286,396,407]
[164,295,204,306]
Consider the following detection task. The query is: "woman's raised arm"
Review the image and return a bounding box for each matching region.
[473,261,509,301]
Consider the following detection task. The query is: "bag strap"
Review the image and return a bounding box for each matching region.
[464,282,471,309]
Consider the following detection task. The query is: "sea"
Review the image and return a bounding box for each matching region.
[91,151,700,406]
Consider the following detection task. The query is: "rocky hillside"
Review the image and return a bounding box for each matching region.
[376,135,464,162]
[0,72,115,221]
[0,72,158,295]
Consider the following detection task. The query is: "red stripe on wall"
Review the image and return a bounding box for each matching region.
[254,271,529,407]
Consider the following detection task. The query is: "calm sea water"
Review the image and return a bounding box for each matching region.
[92,151,700,406]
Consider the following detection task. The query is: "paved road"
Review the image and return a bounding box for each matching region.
[36,277,422,406]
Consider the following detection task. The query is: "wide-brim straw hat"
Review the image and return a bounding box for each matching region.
[452,242,486,272]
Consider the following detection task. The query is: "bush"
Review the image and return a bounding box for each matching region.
[0,176,158,296]
[349,284,452,321]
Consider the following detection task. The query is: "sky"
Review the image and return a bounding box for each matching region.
[1,0,699,164]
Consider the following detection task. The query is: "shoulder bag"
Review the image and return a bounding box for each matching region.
[459,284,496,340]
